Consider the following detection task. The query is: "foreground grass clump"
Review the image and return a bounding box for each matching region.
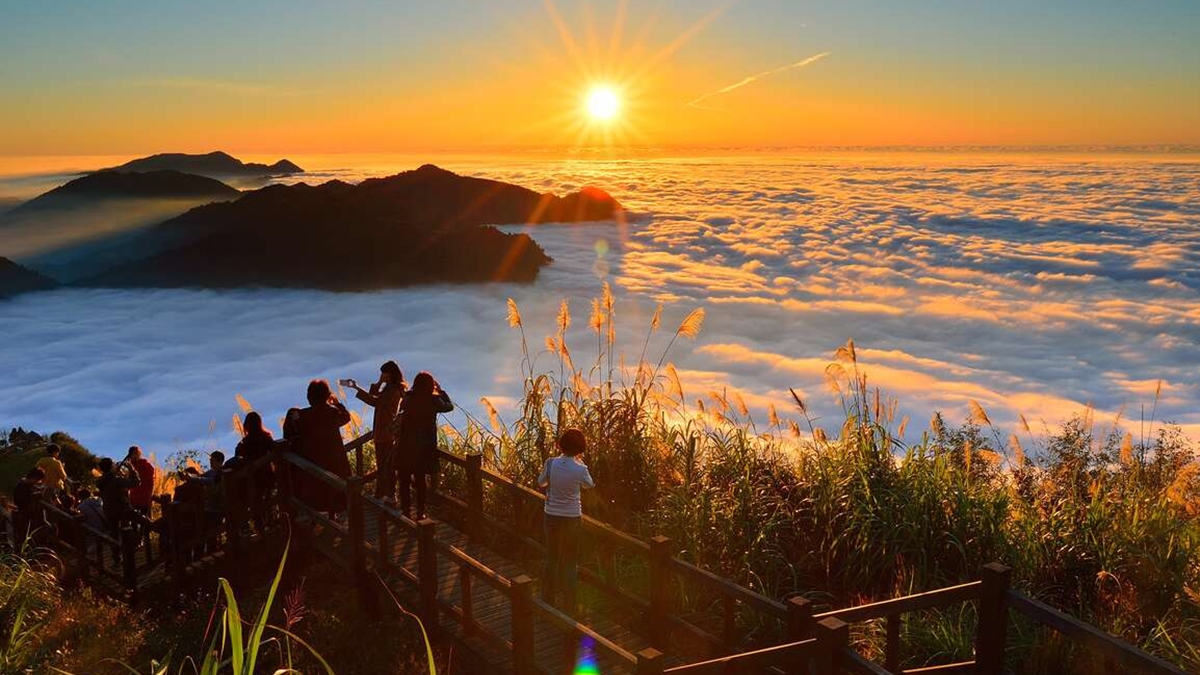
[0,536,441,674]
[443,289,1200,674]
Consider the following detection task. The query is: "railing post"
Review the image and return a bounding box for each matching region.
[511,574,535,675]
[637,648,664,675]
[224,470,243,557]
[785,596,814,675]
[272,443,294,518]
[166,501,186,587]
[814,617,849,675]
[120,525,138,603]
[465,453,484,538]
[72,514,89,584]
[347,477,377,618]
[417,518,439,634]
[647,535,674,649]
[376,507,391,571]
[976,562,1011,675]
[885,614,901,672]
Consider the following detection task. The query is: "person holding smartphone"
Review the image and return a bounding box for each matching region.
[346,361,406,500]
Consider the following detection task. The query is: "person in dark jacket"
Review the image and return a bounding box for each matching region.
[295,380,353,515]
[234,411,276,529]
[184,451,227,549]
[348,360,406,500]
[394,372,453,520]
[97,457,142,535]
[12,467,47,543]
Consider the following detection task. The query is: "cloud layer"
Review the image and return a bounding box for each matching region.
[2,153,1199,456]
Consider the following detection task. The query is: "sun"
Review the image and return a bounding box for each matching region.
[585,85,621,122]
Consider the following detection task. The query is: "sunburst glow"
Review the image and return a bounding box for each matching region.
[585,86,621,122]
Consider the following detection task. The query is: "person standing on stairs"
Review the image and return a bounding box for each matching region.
[347,360,406,501]
[538,428,594,614]
[296,379,353,517]
[394,371,453,520]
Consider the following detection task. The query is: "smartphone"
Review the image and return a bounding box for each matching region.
[338,378,355,388]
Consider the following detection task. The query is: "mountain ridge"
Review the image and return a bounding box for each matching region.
[75,164,621,290]
[102,151,303,178]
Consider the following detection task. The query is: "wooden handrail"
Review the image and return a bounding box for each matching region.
[670,557,789,619]
[842,647,893,675]
[1006,590,1192,675]
[663,637,818,675]
[41,500,123,548]
[813,581,981,624]
[280,453,349,491]
[436,542,513,594]
[531,596,640,667]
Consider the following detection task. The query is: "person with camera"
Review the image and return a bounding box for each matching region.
[344,361,406,501]
[96,455,143,538]
[537,429,595,613]
[394,371,453,520]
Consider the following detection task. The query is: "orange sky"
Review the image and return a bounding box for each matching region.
[2,0,1199,155]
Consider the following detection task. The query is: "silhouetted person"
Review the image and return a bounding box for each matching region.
[75,488,107,553]
[234,411,276,529]
[394,372,453,520]
[296,380,352,516]
[126,446,156,518]
[538,429,594,613]
[36,443,69,497]
[348,361,406,500]
[172,466,206,563]
[97,456,142,537]
[185,451,227,548]
[14,466,45,511]
[12,467,47,544]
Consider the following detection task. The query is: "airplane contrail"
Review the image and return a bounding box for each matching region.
[688,52,830,109]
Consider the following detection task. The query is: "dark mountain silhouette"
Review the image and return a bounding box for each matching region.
[77,165,621,290]
[10,170,240,213]
[76,164,622,290]
[0,171,243,282]
[0,257,57,299]
[103,151,303,178]
[345,164,623,226]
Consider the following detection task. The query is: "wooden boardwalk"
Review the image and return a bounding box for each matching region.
[6,432,1192,675]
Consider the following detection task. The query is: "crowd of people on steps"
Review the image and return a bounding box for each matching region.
[5,359,598,613]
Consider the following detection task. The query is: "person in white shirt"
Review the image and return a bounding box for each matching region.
[537,428,595,612]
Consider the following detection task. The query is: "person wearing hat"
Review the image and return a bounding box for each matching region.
[346,360,407,500]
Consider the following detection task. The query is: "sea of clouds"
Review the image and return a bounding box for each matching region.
[2,152,1198,458]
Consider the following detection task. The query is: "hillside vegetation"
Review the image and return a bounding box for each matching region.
[441,288,1200,673]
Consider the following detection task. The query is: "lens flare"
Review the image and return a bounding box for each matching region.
[575,635,600,675]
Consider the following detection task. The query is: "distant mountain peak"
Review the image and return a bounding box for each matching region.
[103,152,304,178]
[10,170,240,213]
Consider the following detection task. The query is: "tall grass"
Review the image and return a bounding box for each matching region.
[442,289,1200,674]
